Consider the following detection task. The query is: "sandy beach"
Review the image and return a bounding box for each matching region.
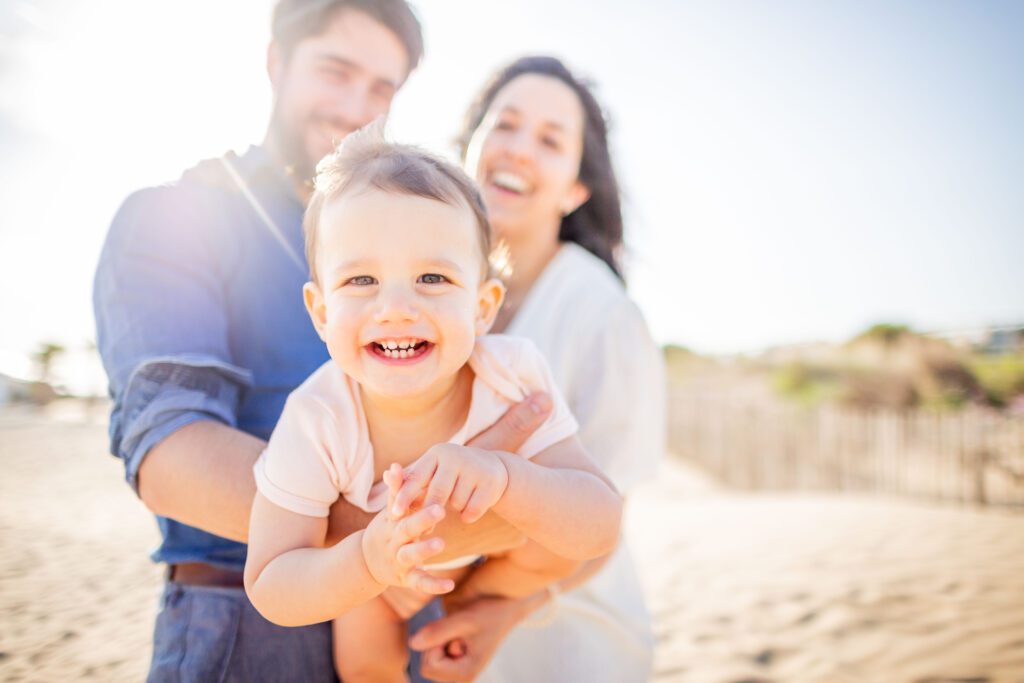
[2,401,1022,682]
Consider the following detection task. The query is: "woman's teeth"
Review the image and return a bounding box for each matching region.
[491,171,529,194]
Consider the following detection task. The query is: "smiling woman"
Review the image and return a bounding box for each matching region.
[406,56,666,683]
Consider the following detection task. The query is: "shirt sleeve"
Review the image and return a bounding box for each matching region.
[571,301,666,494]
[253,393,346,518]
[93,184,252,494]
[512,339,580,459]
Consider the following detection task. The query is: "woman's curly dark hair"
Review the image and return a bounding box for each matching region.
[458,56,624,280]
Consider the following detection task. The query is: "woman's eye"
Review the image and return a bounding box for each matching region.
[418,273,449,285]
[541,136,561,150]
[495,119,515,131]
[346,275,376,286]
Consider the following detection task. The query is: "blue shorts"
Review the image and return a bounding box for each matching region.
[148,582,440,682]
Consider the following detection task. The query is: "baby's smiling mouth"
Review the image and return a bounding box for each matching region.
[367,338,433,360]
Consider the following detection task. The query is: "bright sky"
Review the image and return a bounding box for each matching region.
[2,0,1022,387]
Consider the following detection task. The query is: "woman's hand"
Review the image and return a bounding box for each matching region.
[409,595,532,682]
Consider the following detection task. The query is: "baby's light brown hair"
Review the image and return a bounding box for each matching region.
[304,121,493,284]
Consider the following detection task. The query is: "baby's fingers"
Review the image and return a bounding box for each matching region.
[392,460,434,516]
[395,504,445,544]
[423,465,458,511]
[461,483,502,524]
[383,463,403,514]
[396,537,446,568]
[405,569,455,595]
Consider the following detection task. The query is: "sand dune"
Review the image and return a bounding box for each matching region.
[2,401,1022,682]
[627,465,1024,682]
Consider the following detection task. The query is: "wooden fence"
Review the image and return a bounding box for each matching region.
[668,391,1024,508]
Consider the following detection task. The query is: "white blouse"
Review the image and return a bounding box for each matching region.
[480,243,666,683]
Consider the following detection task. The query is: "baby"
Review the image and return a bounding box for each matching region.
[243,123,622,683]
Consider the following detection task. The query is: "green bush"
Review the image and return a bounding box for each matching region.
[772,363,841,406]
[970,354,1024,407]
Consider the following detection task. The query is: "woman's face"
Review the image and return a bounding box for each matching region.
[465,74,590,245]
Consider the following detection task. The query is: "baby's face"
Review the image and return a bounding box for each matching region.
[304,189,503,399]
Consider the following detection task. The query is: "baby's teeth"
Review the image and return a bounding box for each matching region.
[399,341,410,350]
[386,341,398,350]
[399,349,408,359]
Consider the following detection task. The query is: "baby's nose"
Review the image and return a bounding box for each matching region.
[373,288,419,324]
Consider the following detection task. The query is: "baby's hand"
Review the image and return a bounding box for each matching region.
[361,464,455,594]
[391,444,510,523]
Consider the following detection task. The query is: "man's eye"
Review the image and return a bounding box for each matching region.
[418,273,449,284]
[346,275,377,286]
[320,66,351,84]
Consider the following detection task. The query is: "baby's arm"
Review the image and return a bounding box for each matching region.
[393,436,621,561]
[244,466,453,627]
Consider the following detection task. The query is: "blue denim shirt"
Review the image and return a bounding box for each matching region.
[93,146,329,571]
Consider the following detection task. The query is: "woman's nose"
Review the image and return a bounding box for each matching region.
[500,130,534,164]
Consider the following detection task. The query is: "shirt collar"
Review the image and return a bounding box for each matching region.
[231,144,303,209]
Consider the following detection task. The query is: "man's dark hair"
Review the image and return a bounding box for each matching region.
[272,0,424,74]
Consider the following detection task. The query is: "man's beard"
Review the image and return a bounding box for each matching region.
[267,106,318,184]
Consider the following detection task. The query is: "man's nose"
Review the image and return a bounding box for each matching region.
[373,286,419,324]
[331,85,376,130]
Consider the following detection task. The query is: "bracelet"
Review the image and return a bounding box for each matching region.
[522,584,561,629]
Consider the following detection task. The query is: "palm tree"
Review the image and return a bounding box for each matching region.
[32,342,65,384]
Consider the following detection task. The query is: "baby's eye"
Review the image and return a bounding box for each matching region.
[346,275,377,286]
[418,273,449,285]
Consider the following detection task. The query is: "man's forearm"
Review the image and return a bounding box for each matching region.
[138,420,265,542]
[138,392,553,548]
[455,542,582,601]
[140,421,377,545]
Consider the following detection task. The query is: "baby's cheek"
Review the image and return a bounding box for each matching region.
[323,318,362,372]
[443,323,479,367]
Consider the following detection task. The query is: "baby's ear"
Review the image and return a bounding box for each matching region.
[303,281,328,341]
[475,278,506,335]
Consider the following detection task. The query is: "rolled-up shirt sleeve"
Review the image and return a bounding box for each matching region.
[94,184,253,494]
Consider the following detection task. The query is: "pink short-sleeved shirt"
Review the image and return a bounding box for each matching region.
[253,335,578,518]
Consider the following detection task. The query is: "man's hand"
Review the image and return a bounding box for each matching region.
[409,595,529,682]
[392,444,509,523]
[360,465,454,594]
[465,392,551,452]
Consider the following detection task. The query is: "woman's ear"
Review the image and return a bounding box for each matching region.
[561,180,591,217]
[303,281,328,341]
[475,278,507,335]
